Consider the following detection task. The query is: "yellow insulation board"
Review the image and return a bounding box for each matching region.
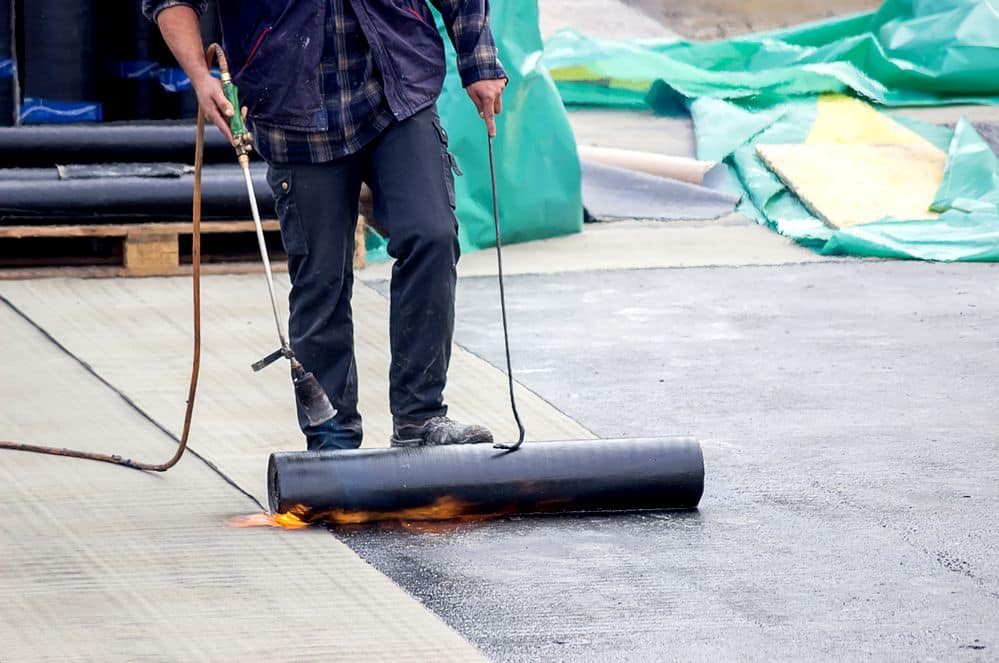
[756,95,947,229]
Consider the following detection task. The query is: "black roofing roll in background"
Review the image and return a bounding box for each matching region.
[23,0,96,103]
[101,0,158,121]
[0,163,273,223]
[0,0,13,126]
[268,438,705,522]
[0,124,233,167]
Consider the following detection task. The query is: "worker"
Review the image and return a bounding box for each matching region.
[144,1,506,450]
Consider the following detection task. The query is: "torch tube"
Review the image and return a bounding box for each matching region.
[268,437,704,522]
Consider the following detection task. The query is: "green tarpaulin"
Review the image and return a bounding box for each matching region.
[690,96,999,261]
[542,0,999,111]
[821,117,999,261]
[366,0,583,262]
[540,0,999,262]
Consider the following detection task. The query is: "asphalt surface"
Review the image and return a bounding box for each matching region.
[345,261,999,662]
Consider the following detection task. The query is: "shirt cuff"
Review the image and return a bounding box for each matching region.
[143,0,207,23]
[459,60,508,88]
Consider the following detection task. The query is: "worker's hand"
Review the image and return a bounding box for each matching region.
[193,72,236,143]
[466,78,506,138]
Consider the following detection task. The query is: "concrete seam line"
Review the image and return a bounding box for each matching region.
[365,284,598,440]
[451,340,597,438]
[447,257,866,280]
[0,293,266,511]
[358,257,864,284]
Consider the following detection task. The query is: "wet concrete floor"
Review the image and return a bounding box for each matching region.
[346,261,999,661]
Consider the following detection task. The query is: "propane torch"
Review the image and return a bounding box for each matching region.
[215,46,337,428]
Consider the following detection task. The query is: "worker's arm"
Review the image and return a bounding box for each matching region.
[427,0,507,137]
[143,1,236,141]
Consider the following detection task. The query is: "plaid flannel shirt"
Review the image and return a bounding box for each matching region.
[145,0,506,164]
[258,0,505,164]
[253,0,394,163]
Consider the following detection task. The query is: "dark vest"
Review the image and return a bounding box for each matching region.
[219,0,445,130]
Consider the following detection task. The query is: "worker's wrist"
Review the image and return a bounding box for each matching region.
[192,70,218,90]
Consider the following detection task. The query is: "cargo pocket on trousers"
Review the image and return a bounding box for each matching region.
[267,166,309,255]
[432,118,461,209]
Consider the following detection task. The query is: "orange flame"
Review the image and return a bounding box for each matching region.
[226,496,513,531]
[316,495,478,525]
[226,507,310,529]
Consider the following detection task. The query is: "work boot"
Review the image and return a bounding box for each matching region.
[390,416,493,448]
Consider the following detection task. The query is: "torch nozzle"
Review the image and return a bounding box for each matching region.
[292,364,337,427]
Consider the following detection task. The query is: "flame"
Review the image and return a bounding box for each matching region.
[226,496,511,531]
[226,508,310,530]
[316,495,478,525]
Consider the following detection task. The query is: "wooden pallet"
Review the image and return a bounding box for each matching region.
[0,217,367,279]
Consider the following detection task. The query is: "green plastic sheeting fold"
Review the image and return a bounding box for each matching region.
[542,0,999,110]
[542,0,999,261]
[694,95,999,261]
[365,0,582,262]
[821,118,999,261]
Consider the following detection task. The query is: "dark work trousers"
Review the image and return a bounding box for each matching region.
[266,106,460,450]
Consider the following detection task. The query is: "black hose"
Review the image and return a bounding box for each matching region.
[487,135,527,451]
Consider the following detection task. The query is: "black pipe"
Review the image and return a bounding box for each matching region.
[0,124,233,167]
[268,438,704,523]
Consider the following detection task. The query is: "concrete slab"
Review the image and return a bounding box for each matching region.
[538,0,678,40]
[0,304,485,662]
[0,276,590,503]
[568,109,697,158]
[345,261,999,661]
[359,217,834,282]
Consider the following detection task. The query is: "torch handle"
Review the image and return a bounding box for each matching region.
[222,78,247,139]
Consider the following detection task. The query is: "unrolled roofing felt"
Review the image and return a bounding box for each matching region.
[581,160,739,221]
